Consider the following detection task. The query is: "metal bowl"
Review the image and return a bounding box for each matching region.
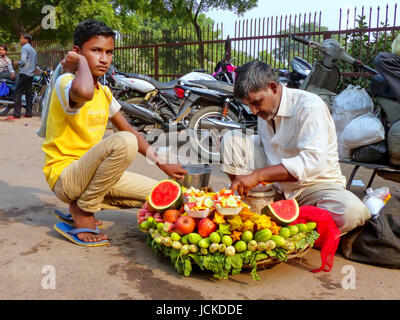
[176,164,212,189]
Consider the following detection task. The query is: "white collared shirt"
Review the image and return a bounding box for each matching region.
[258,85,346,199]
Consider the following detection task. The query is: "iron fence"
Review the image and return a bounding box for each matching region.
[6,3,400,81]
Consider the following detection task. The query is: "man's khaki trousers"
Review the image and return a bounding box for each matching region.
[52,131,158,213]
[220,130,371,233]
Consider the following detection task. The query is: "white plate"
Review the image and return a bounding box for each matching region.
[215,205,243,216]
[185,208,211,218]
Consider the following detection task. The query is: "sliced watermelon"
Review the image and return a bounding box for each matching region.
[262,199,299,225]
[148,179,183,212]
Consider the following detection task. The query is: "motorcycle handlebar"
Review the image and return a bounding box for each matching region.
[353,60,379,75]
[290,34,310,46]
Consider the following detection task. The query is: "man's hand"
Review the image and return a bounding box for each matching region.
[230,171,260,198]
[158,163,188,180]
[61,51,84,73]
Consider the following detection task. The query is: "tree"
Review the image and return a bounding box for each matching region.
[0,0,139,43]
[144,0,259,67]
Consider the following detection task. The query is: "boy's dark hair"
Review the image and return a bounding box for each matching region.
[0,44,7,51]
[21,33,32,43]
[74,20,115,48]
[234,60,279,100]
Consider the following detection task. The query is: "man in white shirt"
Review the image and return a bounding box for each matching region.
[221,61,370,233]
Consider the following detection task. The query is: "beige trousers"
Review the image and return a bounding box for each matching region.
[220,130,371,233]
[52,131,158,213]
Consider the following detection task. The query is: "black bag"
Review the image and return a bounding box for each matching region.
[340,209,400,269]
[352,140,388,164]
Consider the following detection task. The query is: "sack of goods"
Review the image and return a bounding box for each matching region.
[340,112,385,159]
[332,85,374,133]
[388,120,400,165]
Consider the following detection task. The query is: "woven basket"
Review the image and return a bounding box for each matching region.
[242,243,312,270]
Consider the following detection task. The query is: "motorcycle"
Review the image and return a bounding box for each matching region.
[0,65,53,116]
[289,34,400,185]
[173,79,257,163]
[278,56,312,88]
[101,64,221,141]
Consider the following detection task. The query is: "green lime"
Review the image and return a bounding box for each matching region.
[307,222,317,230]
[157,222,164,232]
[278,227,291,239]
[297,223,308,233]
[209,232,221,243]
[140,221,151,229]
[271,235,286,248]
[171,232,181,242]
[234,240,247,253]
[241,231,254,243]
[181,235,189,244]
[147,216,155,224]
[288,225,299,236]
[198,238,211,249]
[222,235,233,246]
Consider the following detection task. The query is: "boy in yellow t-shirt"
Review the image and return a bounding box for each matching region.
[43,20,187,246]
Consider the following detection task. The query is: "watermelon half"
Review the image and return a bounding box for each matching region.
[148,179,183,212]
[262,199,299,225]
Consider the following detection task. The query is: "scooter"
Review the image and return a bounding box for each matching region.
[0,66,53,116]
[290,35,400,185]
[278,56,312,88]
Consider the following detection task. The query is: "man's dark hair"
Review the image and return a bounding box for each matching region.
[234,60,279,100]
[74,20,115,48]
[21,33,32,43]
[0,44,7,51]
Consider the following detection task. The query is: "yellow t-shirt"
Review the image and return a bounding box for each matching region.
[42,73,115,189]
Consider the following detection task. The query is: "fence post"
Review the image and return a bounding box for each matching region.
[323,32,331,40]
[154,45,159,80]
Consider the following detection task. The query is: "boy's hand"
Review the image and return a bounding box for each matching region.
[61,51,85,73]
[158,163,188,180]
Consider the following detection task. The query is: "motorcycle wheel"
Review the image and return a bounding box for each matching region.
[0,104,12,116]
[187,105,239,164]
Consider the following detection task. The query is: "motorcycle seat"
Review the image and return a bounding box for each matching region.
[189,80,234,94]
[369,74,397,100]
[120,72,179,90]
[0,78,15,85]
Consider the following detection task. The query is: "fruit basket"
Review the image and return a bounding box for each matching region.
[138,180,319,281]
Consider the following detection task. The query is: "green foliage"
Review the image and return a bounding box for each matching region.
[271,22,329,69]
[338,15,399,91]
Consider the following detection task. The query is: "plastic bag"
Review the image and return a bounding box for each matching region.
[352,140,388,164]
[0,81,10,97]
[332,85,374,134]
[341,112,385,150]
[362,187,391,217]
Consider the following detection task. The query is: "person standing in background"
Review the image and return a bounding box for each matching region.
[7,33,37,120]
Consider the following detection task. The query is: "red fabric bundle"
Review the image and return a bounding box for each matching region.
[290,205,341,273]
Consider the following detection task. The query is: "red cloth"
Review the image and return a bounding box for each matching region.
[290,205,341,273]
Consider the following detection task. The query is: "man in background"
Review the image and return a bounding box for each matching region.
[7,33,37,120]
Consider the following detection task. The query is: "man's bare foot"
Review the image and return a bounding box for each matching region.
[69,201,108,243]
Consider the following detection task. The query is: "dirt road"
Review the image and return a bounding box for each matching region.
[0,117,399,300]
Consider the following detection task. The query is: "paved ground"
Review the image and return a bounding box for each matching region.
[1,116,399,300]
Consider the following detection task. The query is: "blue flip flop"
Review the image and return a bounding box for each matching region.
[53,209,103,228]
[54,222,109,247]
